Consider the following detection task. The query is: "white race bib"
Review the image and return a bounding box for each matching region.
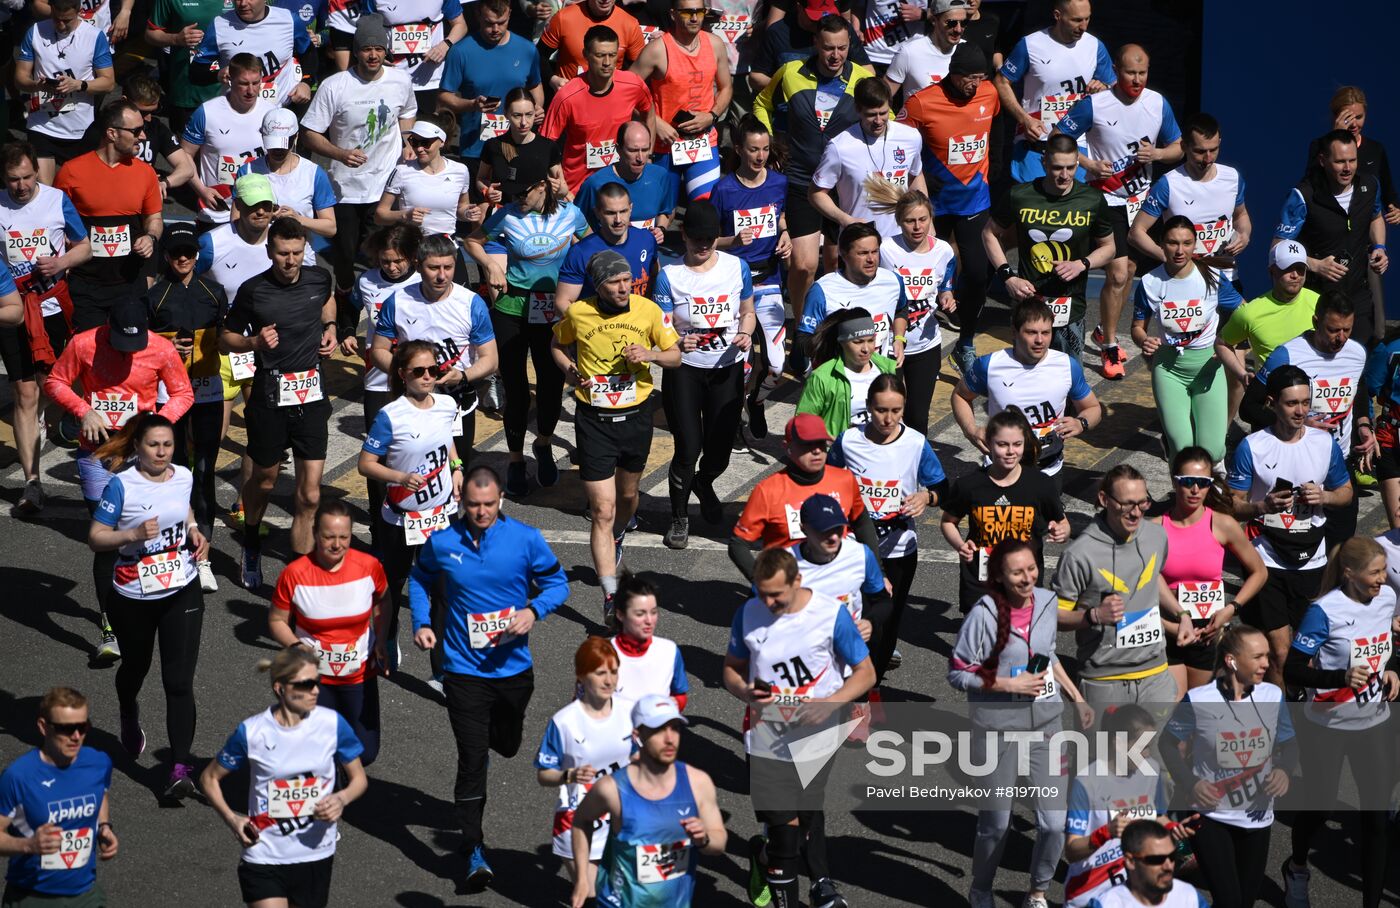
[1351,632,1392,675]
[277,368,323,407]
[5,228,52,266]
[670,134,713,165]
[404,505,450,546]
[1177,581,1225,621]
[39,827,93,870]
[896,267,940,300]
[711,13,749,43]
[1125,192,1145,224]
[526,291,556,325]
[137,549,185,595]
[89,223,131,258]
[585,140,619,171]
[688,293,734,330]
[947,133,987,165]
[976,545,992,582]
[857,476,903,518]
[636,840,690,884]
[215,155,243,186]
[1039,92,1082,128]
[1215,727,1270,769]
[479,113,509,143]
[389,20,434,55]
[316,641,364,677]
[639,25,662,44]
[733,205,777,239]
[89,391,138,429]
[872,311,891,352]
[1046,296,1071,328]
[588,373,637,408]
[28,90,76,114]
[1160,298,1209,336]
[1115,606,1163,649]
[229,350,257,381]
[783,503,806,541]
[468,606,516,648]
[1311,377,1357,421]
[1010,664,1057,701]
[1193,217,1232,255]
[267,774,322,819]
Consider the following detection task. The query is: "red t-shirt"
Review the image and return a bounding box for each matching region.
[732,466,868,550]
[539,4,647,83]
[272,550,388,686]
[55,151,162,285]
[541,73,652,194]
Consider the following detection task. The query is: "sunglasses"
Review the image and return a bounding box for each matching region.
[942,17,968,29]
[408,136,439,147]
[1132,852,1176,866]
[48,721,91,737]
[285,678,320,691]
[112,125,146,136]
[1173,475,1213,490]
[404,365,437,378]
[676,7,706,16]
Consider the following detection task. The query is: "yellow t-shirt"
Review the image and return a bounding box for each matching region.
[553,295,680,408]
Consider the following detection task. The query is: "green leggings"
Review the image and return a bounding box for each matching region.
[1151,344,1226,463]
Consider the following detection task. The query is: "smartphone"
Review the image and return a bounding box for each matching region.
[752,678,773,696]
[1270,477,1294,499]
[1026,654,1050,674]
[43,79,61,93]
[673,110,696,128]
[481,95,501,110]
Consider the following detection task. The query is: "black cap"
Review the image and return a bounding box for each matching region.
[947,42,988,77]
[501,155,550,200]
[682,199,721,241]
[107,297,148,353]
[163,223,199,256]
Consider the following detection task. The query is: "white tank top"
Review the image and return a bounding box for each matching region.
[612,636,681,704]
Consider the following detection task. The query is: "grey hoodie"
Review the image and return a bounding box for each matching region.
[949,587,1064,730]
[1052,515,1170,680]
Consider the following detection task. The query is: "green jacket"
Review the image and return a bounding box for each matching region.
[796,355,898,439]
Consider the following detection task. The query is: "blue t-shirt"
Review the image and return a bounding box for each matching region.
[575,165,677,232]
[480,201,590,291]
[0,748,113,896]
[438,32,541,159]
[557,228,658,300]
[708,170,788,271]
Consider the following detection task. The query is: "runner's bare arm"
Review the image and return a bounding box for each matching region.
[688,768,728,855]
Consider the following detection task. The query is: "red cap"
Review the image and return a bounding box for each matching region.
[802,0,839,20]
[785,413,834,445]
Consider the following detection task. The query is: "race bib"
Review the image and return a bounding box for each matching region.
[6,228,51,266]
[215,155,243,186]
[526,291,556,325]
[1311,377,1356,422]
[976,545,992,582]
[872,311,891,352]
[404,505,450,546]
[783,503,806,541]
[89,391,138,429]
[137,549,185,595]
[1216,727,1270,769]
[1010,664,1058,701]
[277,368,323,407]
[316,641,364,677]
[734,205,778,239]
[191,374,224,404]
[468,605,516,649]
[1351,632,1392,675]
[89,223,131,258]
[479,113,509,143]
[258,75,279,104]
[639,24,662,44]
[947,133,987,165]
[1046,296,1071,328]
[267,774,322,819]
[1125,192,1145,224]
[1193,217,1232,255]
[896,268,940,301]
[882,168,909,189]
[229,350,257,381]
[588,373,637,408]
[1111,797,1157,820]
[688,294,734,330]
[631,217,657,231]
[28,90,76,115]
[1262,499,1314,531]
[1177,581,1225,621]
[1115,607,1163,649]
[1160,298,1209,336]
[636,840,690,884]
[711,13,749,44]
[857,476,903,517]
[585,140,619,170]
[39,827,93,870]
[389,20,434,55]
[670,134,713,165]
[1039,92,1082,128]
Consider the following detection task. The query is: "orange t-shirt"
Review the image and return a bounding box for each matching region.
[540,4,647,83]
[732,465,868,550]
[55,152,162,284]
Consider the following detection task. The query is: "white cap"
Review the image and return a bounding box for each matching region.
[631,694,688,730]
[261,108,299,150]
[409,121,447,143]
[1271,240,1308,271]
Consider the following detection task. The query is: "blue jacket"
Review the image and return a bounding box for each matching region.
[409,513,569,677]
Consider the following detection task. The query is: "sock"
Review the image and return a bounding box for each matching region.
[601,574,619,597]
[245,526,263,555]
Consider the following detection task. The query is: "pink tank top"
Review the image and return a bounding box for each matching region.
[1161,507,1225,586]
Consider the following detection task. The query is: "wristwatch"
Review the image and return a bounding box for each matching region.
[996,263,1014,281]
[1079,257,1091,271]
[1077,415,1090,432]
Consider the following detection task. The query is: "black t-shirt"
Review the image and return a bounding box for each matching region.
[224,265,332,406]
[962,11,1000,78]
[81,117,181,173]
[481,134,562,200]
[942,465,1065,586]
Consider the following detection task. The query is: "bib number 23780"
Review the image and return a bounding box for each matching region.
[277,369,323,407]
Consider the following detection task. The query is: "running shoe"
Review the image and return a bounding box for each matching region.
[1091,324,1109,349]
[746,391,768,440]
[969,889,994,908]
[887,648,903,671]
[12,480,44,517]
[694,478,723,525]
[51,413,80,450]
[809,878,849,908]
[228,506,270,536]
[952,343,977,380]
[732,430,751,455]
[746,835,771,907]
[164,762,197,799]
[1282,860,1310,908]
[198,560,219,593]
[602,591,616,624]
[120,711,145,757]
[505,461,529,498]
[427,675,445,697]
[95,628,121,665]
[1100,344,1126,380]
[1023,894,1049,908]
[240,548,262,591]
[465,845,494,893]
[663,517,689,550]
[533,441,559,487]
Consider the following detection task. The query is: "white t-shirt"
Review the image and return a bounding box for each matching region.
[385,159,470,237]
[301,67,418,203]
[879,234,955,355]
[812,121,923,238]
[885,35,962,98]
[844,364,879,428]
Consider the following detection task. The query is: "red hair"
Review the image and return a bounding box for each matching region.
[975,538,1036,688]
[575,636,619,678]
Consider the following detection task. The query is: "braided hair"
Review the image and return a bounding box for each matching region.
[975,537,1037,688]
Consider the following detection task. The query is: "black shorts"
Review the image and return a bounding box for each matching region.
[1107,205,1157,269]
[574,398,653,482]
[237,856,334,908]
[244,396,332,467]
[27,130,87,166]
[1241,566,1324,634]
[329,27,354,50]
[1378,440,1400,481]
[0,314,70,382]
[784,183,838,243]
[1165,635,1218,671]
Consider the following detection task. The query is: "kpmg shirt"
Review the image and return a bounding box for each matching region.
[224,265,332,406]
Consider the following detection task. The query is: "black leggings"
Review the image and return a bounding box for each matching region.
[318,680,381,767]
[898,345,942,437]
[935,209,991,348]
[1291,719,1394,908]
[661,361,745,517]
[490,306,563,453]
[331,202,377,291]
[85,499,116,622]
[873,551,917,682]
[444,670,534,850]
[173,401,222,540]
[363,389,393,552]
[106,583,204,764]
[378,517,446,677]
[1192,817,1271,908]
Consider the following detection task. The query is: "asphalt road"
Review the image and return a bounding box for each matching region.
[1,291,1396,907]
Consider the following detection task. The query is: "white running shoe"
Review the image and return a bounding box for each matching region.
[198,560,219,592]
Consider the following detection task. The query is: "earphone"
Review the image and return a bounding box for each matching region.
[1226,658,1237,671]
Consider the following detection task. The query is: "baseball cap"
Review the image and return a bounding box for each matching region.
[785,413,834,446]
[408,121,447,143]
[260,107,298,150]
[107,297,148,353]
[930,0,970,14]
[801,0,839,21]
[800,493,848,534]
[682,199,721,242]
[1271,240,1308,271]
[632,694,688,730]
[234,173,276,209]
[162,223,199,256]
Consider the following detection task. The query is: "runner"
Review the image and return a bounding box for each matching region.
[1282,537,1399,908]
[630,0,731,202]
[179,53,274,227]
[883,0,970,103]
[269,500,390,766]
[1155,446,1266,698]
[237,108,339,267]
[575,122,676,240]
[551,249,680,614]
[14,0,116,185]
[952,298,1102,481]
[87,413,207,797]
[0,142,88,518]
[950,537,1091,908]
[407,465,570,892]
[554,184,659,313]
[878,190,956,435]
[0,688,118,907]
[723,547,874,908]
[475,88,566,214]
[1053,465,1194,707]
[1056,44,1182,380]
[653,199,756,548]
[798,222,909,362]
[1130,215,1239,463]
[609,573,689,707]
[466,154,585,497]
[190,0,317,109]
[220,216,337,585]
[76,76,195,201]
[200,646,369,908]
[1365,329,1400,531]
[1227,364,1354,686]
[539,0,647,90]
[568,694,726,908]
[374,115,473,237]
[985,132,1115,362]
[1088,821,1210,908]
[534,637,635,902]
[368,0,466,111]
[940,407,1069,613]
[797,308,897,437]
[1304,86,1400,226]
[144,0,224,134]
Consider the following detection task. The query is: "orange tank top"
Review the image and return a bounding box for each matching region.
[653,32,717,125]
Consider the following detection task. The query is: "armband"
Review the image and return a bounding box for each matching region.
[893,334,907,344]
[1372,244,1387,253]
[996,263,1014,281]
[1088,824,1112,848]
[450,458,465,470]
